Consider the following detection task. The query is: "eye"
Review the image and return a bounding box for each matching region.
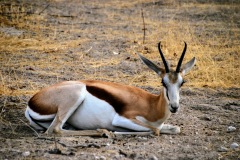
[180,80,186,87]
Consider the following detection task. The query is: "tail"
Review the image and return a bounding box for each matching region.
[25,106,55,131]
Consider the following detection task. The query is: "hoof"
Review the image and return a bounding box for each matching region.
[160,125,181,134]
[97,129,115,138]
[152,128,160,136]
[170,126,181,134]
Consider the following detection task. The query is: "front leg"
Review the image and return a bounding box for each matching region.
[130,118,160,136]
[112,114,159,135]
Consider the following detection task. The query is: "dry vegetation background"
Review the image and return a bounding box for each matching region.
[0,0,239,159]
[0,0,239,97]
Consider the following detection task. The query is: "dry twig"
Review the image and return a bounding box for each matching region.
[141,8,147,44]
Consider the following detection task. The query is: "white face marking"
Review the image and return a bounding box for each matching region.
[162,73,184,113]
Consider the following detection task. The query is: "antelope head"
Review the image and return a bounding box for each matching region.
[138,42,196,113]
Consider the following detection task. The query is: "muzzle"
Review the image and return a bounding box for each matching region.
[169,103,179,113]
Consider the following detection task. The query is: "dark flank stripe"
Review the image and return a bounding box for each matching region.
[85,85,126,114]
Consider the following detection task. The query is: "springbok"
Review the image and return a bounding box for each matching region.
[25,42,196,137]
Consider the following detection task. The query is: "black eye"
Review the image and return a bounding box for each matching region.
[180,80,186,86]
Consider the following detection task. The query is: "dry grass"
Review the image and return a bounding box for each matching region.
[0,0,239,96]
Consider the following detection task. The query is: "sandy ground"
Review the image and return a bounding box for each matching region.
[1,88,239,159]
[0,0,239,159]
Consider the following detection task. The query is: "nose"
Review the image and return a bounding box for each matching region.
[170,103,179,113]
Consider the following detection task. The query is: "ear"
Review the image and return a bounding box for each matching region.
[137,53,165,76]
[181,57,196,75]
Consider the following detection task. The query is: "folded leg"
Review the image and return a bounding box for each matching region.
[112,114,150,132]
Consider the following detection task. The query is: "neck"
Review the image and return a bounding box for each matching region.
[145,88,171,122]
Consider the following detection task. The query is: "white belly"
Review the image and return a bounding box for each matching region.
[67,91,117,130]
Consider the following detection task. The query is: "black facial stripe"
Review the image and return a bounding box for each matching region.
[162,80,170,101]
[166,89,170,101]
[161,79,166,87]
[182,80,186,86]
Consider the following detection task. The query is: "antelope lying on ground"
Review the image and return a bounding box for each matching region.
[25,42,196,137]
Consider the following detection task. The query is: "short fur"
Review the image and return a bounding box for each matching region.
[25,42,196,136]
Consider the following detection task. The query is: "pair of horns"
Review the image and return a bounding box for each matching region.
[158,42,187,73]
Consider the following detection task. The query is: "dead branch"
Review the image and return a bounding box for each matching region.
[141,8,147,44]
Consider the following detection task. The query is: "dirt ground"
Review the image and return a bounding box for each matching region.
[0,0,239,159]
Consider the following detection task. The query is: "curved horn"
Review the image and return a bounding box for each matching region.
[158,42,169,73]
[176,42,187,73]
